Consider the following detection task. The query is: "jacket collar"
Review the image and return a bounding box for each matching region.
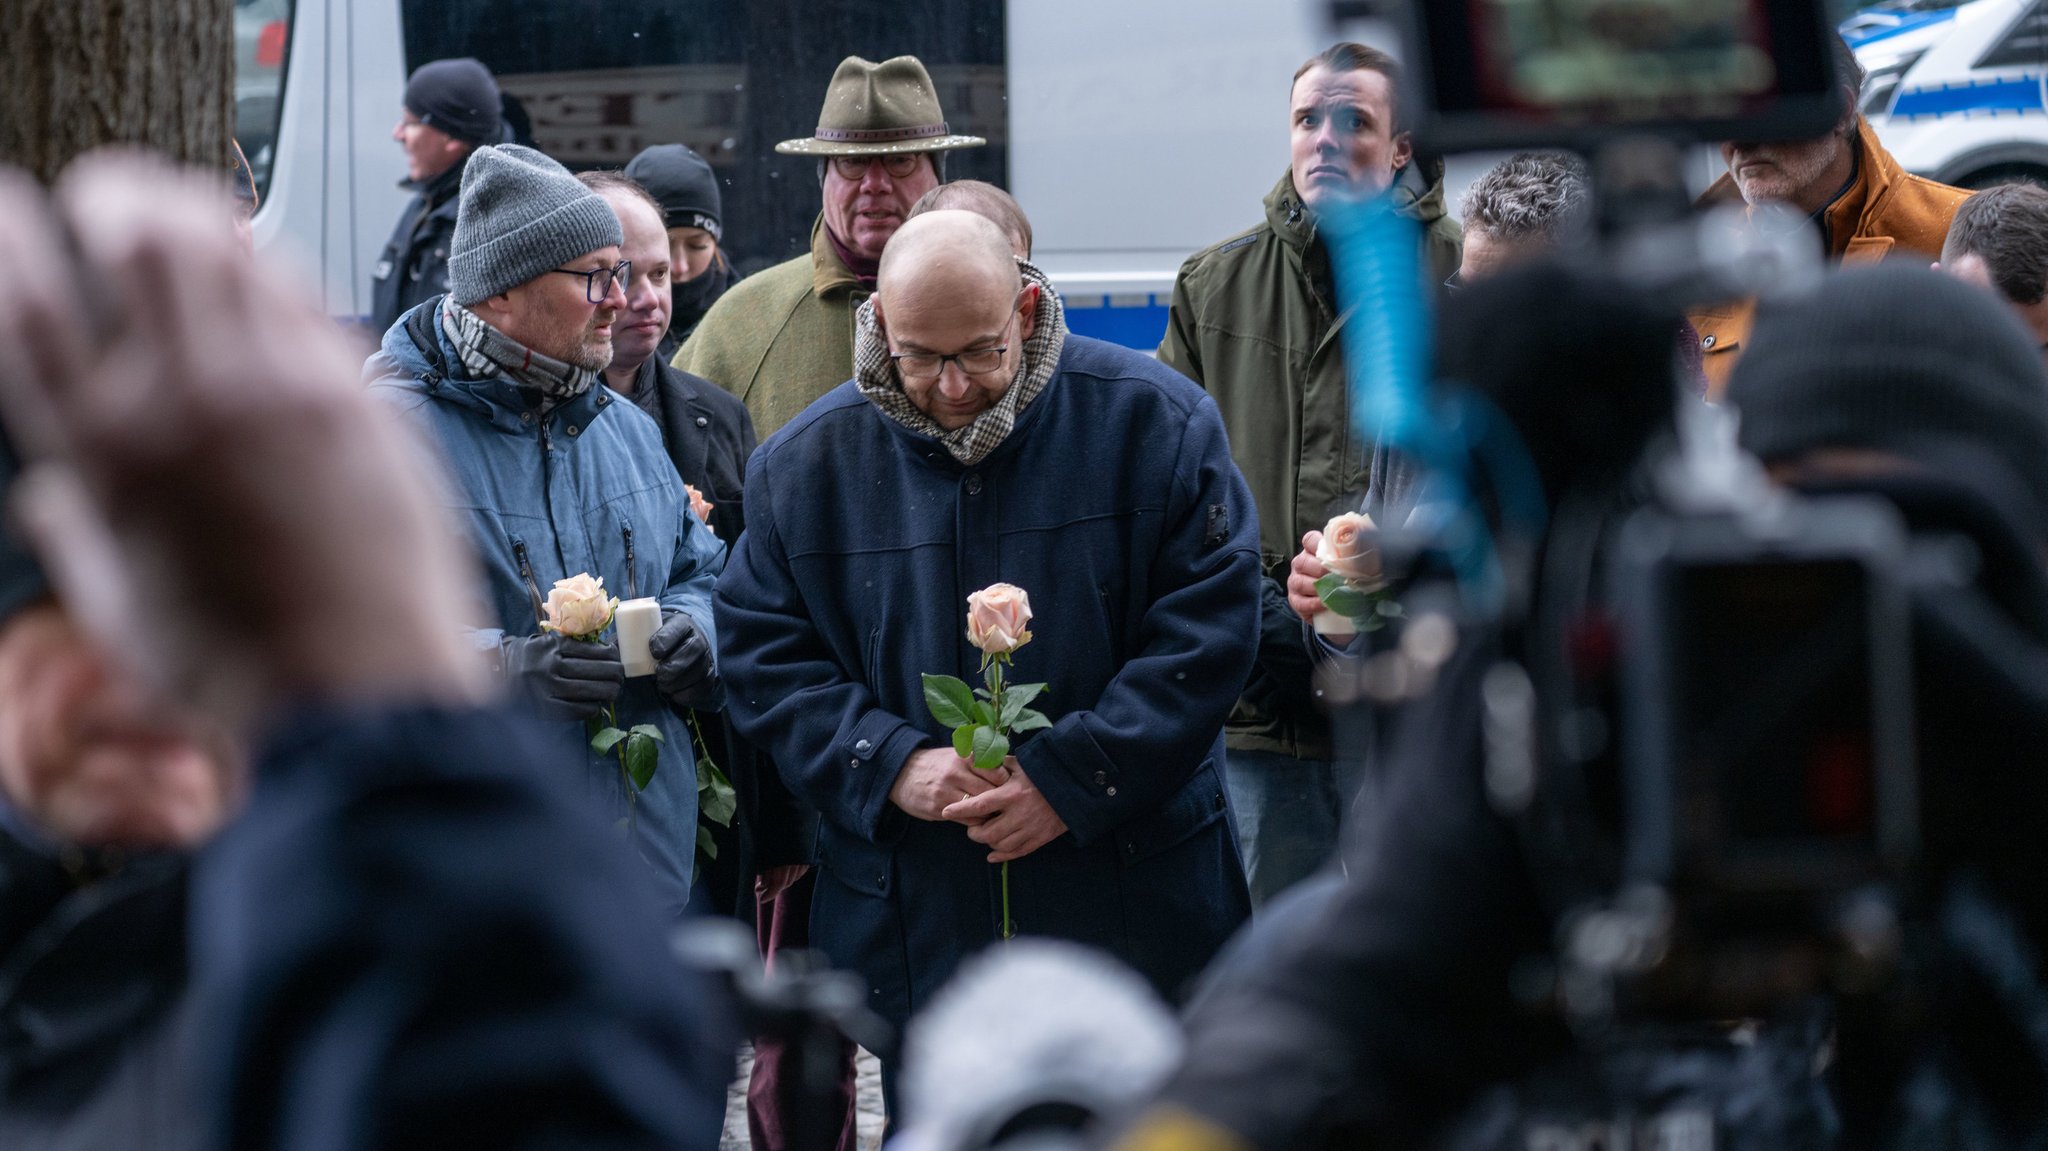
[809,215,866,300]
[380,296,614,435]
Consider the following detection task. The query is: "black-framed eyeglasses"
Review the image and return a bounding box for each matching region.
[550,260,632,304]
[830,153,927,181]
[890,344,1011,380]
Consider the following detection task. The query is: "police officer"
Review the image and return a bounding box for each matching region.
[370,58,503,333]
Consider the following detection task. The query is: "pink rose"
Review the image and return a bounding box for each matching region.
[1316,512,1381,583]
[965,583,1034,655]
[684,484,715,524]
[540,573,619,640]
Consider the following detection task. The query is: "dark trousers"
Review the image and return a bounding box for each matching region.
[747,871,860,1151]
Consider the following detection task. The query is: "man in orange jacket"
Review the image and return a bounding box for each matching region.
[1688,32,1971,399]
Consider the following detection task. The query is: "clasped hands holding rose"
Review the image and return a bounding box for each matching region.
[888,747,1067,864]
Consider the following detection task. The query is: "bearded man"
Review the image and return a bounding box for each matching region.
[1688,32,1971,397]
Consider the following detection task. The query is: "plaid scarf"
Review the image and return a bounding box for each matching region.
[440,298,598,403]
[855,260,1067,466]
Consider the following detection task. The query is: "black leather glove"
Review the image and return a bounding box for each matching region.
[500,633,624,719]
[650,611,718,709]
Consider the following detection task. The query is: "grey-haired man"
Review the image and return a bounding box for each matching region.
[365,143,726,917]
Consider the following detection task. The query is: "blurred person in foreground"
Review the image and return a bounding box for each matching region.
[716,210,1259,1108]
[1687,32,1970,397]
[624,144,740,358]
[371,58,504,333]
[675,55,985,437]
[1157,41,1462,910]
[0,152,734,1151]
[1939,181,2048,360]
[1113,263,2048,1150]
[365,144,726,918]
[907,179,1033,259]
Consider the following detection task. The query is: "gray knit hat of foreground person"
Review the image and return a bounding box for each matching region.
[448,144,624,305]
[1729,263,2048,537]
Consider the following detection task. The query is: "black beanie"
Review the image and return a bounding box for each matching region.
[624,144,723,240]
[1729,263,2048,538]
[404,58,504,147]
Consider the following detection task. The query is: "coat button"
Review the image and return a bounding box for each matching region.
[596,392,609,406]
[696,416,710,427]
[567,425,581,437]
[849,757,860,769]
[1701,334,1717,349]
[1106,786,1118,797]
[965,475,983,495]
[1093,771,1107,787]
[520,411,534,424]
[855,739,873,755]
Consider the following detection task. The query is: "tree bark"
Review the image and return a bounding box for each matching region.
[1,0,234,185]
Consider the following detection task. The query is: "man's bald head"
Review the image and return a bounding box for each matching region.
[877,210,1021,313]
[872,210,1040,432]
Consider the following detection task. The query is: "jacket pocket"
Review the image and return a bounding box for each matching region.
[1113,760,1229,865]
[818,823,892,898]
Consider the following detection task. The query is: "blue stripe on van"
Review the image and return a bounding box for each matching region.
[1841,7,1959,50]
[1061,294,1171,351]
[1891,75,2046,118]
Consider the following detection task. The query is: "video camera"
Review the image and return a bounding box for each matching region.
[1327,0,1940,1024]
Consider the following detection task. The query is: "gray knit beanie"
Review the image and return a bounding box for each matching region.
[1729,263,2048,534]
[448,144,623,305]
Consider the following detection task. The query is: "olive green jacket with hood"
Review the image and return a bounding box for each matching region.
[1158,162,1461,759]
[673,217,866,438]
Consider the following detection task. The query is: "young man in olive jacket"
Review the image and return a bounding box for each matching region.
[1157,42,1462,908]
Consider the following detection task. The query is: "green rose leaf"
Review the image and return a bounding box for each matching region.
[629,723,666,744]
[698,759,738,825]
[999,681,1048,727]
[972,700,1000,730]
[625,733,659,790]
[590,726,628,756]
[971,726,1010,772]
[697,825,718,861]
[953,724,978,758]
[1009,708,1053,733]
[923,674,978,728]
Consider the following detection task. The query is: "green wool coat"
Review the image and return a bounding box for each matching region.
[1158,163,1462,759]
[673,217,867,438]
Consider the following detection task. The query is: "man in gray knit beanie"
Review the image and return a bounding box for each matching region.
[362,143,728,926]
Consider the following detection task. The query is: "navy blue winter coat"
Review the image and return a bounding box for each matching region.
[367,300,725,913]
[715,334,1261,1032]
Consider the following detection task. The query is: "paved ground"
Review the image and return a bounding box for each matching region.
[721,1045,887,1151]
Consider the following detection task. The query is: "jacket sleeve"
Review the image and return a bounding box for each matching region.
[714,460,924,845]
[1012,396,1262,846]
[1155,264,1205,388]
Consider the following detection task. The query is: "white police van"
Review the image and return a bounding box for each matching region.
[234,0,1349,352]
[1853,0,2048,187]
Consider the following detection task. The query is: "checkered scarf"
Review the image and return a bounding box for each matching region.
[855,260,1067,466]
[440,298,598,403]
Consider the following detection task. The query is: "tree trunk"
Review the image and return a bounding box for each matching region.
[1,0,234,185]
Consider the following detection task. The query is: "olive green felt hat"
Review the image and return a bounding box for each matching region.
[776,55,987,156]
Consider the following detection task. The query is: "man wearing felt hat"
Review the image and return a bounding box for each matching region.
[370,57,506,333]
[674,54,985,437]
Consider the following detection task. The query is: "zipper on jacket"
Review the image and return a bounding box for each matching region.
[621,521,638,599]
[511,537,546,626]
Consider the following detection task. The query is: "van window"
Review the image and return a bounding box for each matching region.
[1978,1,2048,69]
[401,0,1009,274]
[233,0,295,199]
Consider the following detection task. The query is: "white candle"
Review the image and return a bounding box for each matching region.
[615,597,662,677]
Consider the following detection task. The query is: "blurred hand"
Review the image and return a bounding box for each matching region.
[0,152,489,732]
[501,633,623,719]
[650,611,717,708]
[1287,529,1331,623]
[942,762,1068,863]
[889,746,1008,822]
[755,864,810,904]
